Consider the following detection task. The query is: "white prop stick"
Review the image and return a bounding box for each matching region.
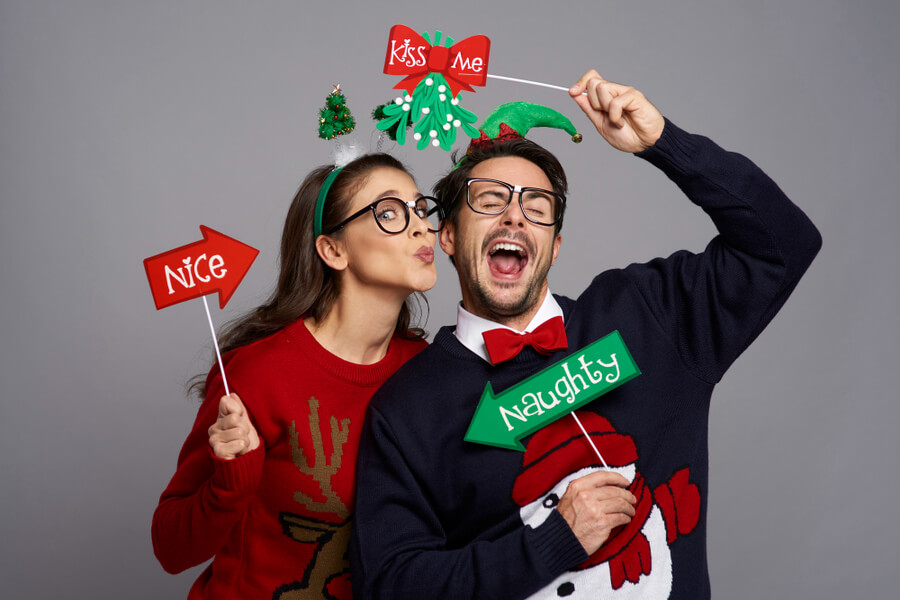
[571,412,609,469]
[487,74,602,464]
[486,73,587,95]
[202,295,231,396]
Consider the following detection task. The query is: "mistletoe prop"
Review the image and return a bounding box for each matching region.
[318,84,356,140]
[372,99,413,142]
[377,74,479,150]
[379,26,490,150]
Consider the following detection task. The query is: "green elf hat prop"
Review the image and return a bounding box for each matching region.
[467,101,582,153]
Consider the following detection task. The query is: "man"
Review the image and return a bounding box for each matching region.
[349,71,821,599]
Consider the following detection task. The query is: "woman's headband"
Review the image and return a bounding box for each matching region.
[313,166,344,238]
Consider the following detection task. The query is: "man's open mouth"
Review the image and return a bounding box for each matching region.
[487,241,529,277]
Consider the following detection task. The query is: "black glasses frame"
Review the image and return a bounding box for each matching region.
[325,196,444,235]
[465,178,566,226]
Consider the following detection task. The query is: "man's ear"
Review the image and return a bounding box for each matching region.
[550,233,562,266]
[315,235,348,271]
[439,221,456,258]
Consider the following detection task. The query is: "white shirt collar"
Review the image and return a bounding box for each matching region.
[454,290,564,364]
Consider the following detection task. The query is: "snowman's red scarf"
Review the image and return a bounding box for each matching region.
[575,472,653,572]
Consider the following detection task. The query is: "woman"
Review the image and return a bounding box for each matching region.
[152,153,441,599]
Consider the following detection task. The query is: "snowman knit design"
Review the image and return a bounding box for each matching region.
[513,412,700,598]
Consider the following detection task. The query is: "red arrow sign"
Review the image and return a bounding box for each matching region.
[143,225,258,310]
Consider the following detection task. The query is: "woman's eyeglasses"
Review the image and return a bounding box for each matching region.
[325,196,444,235]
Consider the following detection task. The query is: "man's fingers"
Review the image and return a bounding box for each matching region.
[578,487,637,512]
[571,469,632,490]
[607,89,646,128]
[572,92,608,132]
[607,511,633,531]
[570,69,604,96]
[572,76,640,132]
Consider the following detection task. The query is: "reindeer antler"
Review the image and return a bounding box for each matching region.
[290,397,351,520]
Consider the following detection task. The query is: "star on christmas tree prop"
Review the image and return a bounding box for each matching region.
[379,25,489,150]
[318,84,356,140]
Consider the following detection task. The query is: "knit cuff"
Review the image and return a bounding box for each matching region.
[209,443,265,492]
[528,510,589,578]
[634,118,699,175]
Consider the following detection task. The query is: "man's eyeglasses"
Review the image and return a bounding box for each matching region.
[325,196,444,235]
[465,178,566,226]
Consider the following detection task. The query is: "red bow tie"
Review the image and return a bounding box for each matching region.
[482,316,568,365]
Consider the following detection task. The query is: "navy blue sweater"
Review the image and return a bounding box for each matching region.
[350,121,822,599]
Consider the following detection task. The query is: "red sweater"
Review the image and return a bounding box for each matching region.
[152,318,426,599]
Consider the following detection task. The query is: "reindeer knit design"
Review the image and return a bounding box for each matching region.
[152,318,426,599]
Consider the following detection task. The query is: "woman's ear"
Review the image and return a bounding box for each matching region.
[315,235,349,271]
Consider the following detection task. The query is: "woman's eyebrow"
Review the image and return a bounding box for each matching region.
[377,189,423,200]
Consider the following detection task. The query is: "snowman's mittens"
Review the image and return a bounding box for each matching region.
[607,531,651,589]
[653,468,701,543]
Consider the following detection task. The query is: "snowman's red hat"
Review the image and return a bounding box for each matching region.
[512,412,638,506]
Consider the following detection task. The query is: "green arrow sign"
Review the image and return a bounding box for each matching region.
[464,330,640,451]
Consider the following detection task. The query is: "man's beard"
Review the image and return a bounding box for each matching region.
[468,259,550,320]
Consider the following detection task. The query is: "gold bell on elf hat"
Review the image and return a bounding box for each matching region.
[467,101,582,153]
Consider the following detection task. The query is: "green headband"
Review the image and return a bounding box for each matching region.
[314,166,344,237]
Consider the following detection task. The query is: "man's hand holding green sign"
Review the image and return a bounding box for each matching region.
[465,330,640,451]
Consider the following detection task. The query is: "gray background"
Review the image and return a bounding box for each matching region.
[1,0,897,597]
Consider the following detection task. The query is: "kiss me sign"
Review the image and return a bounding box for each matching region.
[383,24,490,96]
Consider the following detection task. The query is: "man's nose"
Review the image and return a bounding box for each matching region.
[501,188,528,227]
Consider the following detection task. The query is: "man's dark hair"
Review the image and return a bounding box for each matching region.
[432,138,569,237]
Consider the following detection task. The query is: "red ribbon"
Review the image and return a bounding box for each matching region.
[383,24,490,96]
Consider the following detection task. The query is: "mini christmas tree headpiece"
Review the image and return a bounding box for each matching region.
[467,101,582,153]
[318,83,356,141]
[315,84,361,237]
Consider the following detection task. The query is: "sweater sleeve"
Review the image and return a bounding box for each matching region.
[350,404,588,600]
[151,373,265,574]
[624,119,822,383]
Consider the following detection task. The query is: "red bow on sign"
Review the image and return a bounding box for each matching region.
[383,24,490,97]
[482,316,568,365]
